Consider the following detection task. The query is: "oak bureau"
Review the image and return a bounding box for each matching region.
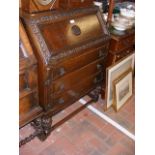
[19,0,110,145]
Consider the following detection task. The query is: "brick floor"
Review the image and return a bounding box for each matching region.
[20,94,135,155]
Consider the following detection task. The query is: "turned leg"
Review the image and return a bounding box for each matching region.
[31,115,53,141]
[19,115,52,147]
[89,86,101,102]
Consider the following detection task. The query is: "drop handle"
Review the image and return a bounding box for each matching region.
[97,64,102,70]
[59,84,65,91]
[99,50,107,58]
[58,98,64,104]
[59,67,66,76]
[93,77,99,84]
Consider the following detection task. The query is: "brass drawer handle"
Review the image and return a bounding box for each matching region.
[58,98,64,104]
[58,67,66,76]
[97,64,102,70]
[126,50,130,54]
[59,83,65,91]
[99,50,107,58]
[68,90,79,97]
[116,55,120,58]
[94,77,99,84]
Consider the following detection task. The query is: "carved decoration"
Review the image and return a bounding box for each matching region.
[89,86,102,102]
[24,6,110,65]
[49,36,110,64]
[31,115,52,141]
[29,23,51,64]
[28,7,98,25]
[19,115,52,147]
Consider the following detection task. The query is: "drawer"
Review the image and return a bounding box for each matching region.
[115,49,134,62]
[52,45,108,80]
[51,57,105,94]
[19,89,42,127]
[110,35,134,52]
[50,72,103,112]
[19,65,38,91]
[19,89,39,116]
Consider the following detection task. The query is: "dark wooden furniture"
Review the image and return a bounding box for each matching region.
[59,0,93,9]
[20,6,110,143]
[107,28,135,65]
[101,28,135,99]
[19,20,43,127]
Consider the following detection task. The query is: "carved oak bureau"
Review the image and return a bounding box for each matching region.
[20,4,110,145]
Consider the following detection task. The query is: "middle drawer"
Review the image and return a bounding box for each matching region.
[50,57,105,94]
[51,45,108,80]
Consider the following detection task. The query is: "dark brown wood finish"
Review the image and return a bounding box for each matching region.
[20,5,110,144]
[19,20,43,127]
[21,6,110,111]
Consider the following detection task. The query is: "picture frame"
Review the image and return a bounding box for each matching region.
[113,69,133,112]
[105,53,135,110]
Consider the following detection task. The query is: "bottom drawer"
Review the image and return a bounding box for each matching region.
[50,72,103,113]
[19,90,38,115]
[19,90,42,127]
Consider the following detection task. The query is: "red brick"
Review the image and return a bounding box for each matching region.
[88,137,109,153]
[107,143,133,155]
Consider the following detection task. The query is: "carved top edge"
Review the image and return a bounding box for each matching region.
[23,6,98,24]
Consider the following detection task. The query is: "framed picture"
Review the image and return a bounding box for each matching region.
[105,53,135,110]
[113,69,133,111]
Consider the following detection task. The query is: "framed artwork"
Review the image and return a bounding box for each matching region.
[113,69,133,111]
[105,53,134,110]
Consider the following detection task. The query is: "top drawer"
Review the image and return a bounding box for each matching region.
[110,34,135,52]
[52,44,108,80]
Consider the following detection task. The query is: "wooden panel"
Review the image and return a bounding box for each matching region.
[40,13,104,52]
[19,90,38,115]
[110,34,135,52]
[52,44,108,80]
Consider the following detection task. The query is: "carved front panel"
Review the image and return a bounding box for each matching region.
[39,13,104,52]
